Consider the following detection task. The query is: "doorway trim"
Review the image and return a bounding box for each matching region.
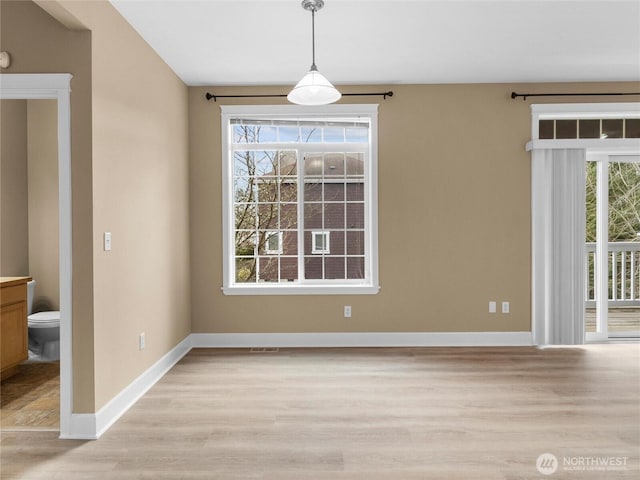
[0,73,73,437]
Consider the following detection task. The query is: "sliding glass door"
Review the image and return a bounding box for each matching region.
[586,155,640,340]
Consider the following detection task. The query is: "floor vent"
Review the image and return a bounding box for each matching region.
[249,347,279,353]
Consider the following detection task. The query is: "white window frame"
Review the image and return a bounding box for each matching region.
[264,230,283,255]
[311,230,330,254]
[221,104,380,295]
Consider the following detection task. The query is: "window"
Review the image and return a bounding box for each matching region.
[539,117,640,139]
[265,231,283,255]
[311,231,330,254]
[221,105,379,295]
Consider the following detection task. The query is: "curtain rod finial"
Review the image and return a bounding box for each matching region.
[511,92,529,101]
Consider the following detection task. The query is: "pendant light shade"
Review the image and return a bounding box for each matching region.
[287,66,341,105]
[288,0,341,106]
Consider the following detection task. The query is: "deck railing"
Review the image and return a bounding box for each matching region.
[586,242,640,307]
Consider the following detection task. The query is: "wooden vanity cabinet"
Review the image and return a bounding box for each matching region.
[1,277,31,380]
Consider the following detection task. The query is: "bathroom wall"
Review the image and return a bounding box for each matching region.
[0,98,60,309]
[0,100,29,276]
[27,100,60,311]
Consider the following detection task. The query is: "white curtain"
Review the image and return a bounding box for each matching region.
[531,149,586,345]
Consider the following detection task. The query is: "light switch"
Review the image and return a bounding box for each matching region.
[104,232,112,251]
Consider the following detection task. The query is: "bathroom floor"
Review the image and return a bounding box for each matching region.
[0,361,59,430]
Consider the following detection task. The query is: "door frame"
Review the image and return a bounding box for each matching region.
[0,73,73,437]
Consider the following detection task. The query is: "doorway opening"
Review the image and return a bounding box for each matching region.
[1,98,61,431]
[585,155,640,340]
[0,74,73,437]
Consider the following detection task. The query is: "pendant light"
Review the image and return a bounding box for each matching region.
[287,0,341,106]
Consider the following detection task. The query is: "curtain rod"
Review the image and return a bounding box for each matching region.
[511,91,640,101]
[205,91,393,102]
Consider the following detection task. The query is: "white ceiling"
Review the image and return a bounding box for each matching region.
[109,0,640,87]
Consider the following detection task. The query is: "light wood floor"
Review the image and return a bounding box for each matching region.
[0,362,59,431]
[1,345,639,479]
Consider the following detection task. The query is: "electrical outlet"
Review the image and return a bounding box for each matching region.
[502,301,510,314]
[139,332,145,350]
[489,301,496,313]
[344,306,352,318]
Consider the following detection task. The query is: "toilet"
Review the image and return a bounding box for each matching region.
[26,280,60,361]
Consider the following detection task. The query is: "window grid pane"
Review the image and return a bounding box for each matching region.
[538,118,640,140]
[233,146,299,283]
[233,121,369,145]
[302,151,366,280]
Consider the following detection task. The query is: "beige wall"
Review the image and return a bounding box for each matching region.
[0,100,29,276]
[189,83,639,334]
[52,0,191,410]
[2,0,190,412]
[27,99,60,311]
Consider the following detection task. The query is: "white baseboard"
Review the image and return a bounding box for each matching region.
[94,335,192,438]
[190,331,532,348]
[63,335,192,440]
[61,413,97,440]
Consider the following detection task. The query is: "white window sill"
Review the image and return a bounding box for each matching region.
[222,284,380,296]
